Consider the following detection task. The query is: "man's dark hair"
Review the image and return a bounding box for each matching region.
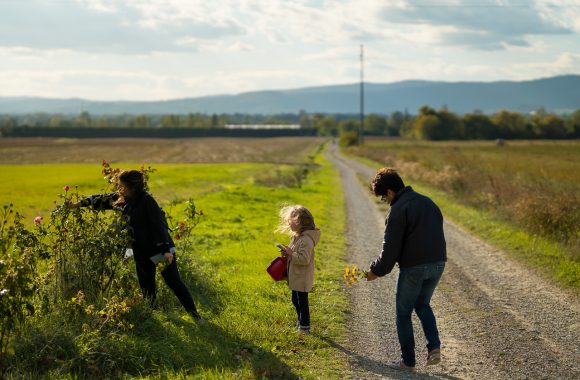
[369,168,405,196]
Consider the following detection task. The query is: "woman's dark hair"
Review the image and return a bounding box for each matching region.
[114,170,145,205]
[369,168,405,196]
[119,170,145,191]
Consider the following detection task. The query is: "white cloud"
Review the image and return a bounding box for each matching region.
[0,0,245,53]
[512,52,580,79]
[0,0,578,100]
[377,0,574,50]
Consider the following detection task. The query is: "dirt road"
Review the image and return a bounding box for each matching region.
[327,146,579,380]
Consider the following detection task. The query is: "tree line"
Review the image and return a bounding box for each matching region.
[1,107,579,140]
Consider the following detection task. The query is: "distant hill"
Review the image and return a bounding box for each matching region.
[1,75,579,115]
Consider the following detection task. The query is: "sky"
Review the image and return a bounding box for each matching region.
[0,0,579,101]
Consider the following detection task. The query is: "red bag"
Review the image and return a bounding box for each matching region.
[267,256,287,281]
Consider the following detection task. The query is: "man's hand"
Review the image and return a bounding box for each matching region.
[366,270,378,281]
[164,252,174,265]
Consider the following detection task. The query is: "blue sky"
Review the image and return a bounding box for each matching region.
[0,0,579,100]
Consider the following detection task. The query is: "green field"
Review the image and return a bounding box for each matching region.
[3,137,578,377]
[0,138,351,379]
[347,138,580,290]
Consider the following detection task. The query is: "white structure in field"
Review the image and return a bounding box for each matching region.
[224,124,301,130]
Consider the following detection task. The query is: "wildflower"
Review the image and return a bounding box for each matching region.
[34,216,43,224]
[63,185,70,191]
[342,264,369,287]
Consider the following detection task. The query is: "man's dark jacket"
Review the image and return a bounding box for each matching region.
[81,190,173,261]
[370,186,446,276]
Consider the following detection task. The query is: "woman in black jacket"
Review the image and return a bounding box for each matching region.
[67,170,202,321]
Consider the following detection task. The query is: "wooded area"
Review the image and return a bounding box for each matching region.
[1,106,579,139]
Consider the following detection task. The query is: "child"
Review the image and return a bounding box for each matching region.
[277,205,321,334]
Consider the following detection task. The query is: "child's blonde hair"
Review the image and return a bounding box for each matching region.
[277,205,316,235]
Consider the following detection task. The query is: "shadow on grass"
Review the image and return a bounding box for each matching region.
[160,316,299,379]
[8,264,297,379]
[136,258,298,378]
[8,309,298,379]
[318,336,462,380]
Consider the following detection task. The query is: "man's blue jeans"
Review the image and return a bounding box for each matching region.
[396,261,445,367]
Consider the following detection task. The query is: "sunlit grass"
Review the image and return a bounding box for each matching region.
[2,150,351,378]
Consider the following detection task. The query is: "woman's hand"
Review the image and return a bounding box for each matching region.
[64,201,80,209]
[164,252,174,265]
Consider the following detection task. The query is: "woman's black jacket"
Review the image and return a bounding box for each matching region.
[80,190,173,261]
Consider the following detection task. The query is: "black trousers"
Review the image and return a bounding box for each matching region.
[291,290,310,328]
[134,254,198,314]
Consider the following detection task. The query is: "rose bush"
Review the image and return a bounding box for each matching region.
[0,162,201,374]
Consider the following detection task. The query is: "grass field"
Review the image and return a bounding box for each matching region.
[1,137,351,379]
[0,136,324,222]
[347,138,580,291]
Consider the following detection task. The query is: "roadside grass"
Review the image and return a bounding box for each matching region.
[349,153,579,294]
[2,152,351,378]
[415,183,580,291]
[347,139,580,255]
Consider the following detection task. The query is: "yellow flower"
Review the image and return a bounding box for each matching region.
[342,264,369,287]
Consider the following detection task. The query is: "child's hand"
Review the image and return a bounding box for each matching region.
[280,245,292,257]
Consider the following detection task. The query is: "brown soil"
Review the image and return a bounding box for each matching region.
[0,137,324,164]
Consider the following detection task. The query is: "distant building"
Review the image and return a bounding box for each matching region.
[224,124,301,130]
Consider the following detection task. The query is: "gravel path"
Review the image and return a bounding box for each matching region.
[326,146,580,380]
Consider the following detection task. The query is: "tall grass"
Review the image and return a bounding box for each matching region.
[348,139,580,259]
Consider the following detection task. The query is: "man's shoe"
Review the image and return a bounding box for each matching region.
[298,325,310,335]
[387,360,415,371]
[427,348,441,365]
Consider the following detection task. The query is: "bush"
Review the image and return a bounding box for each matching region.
[339,131,359,147]
[0,205,43,372]
[511,193,580,247]
[1,163,202,376]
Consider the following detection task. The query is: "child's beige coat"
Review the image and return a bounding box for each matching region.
[287,229,321,292]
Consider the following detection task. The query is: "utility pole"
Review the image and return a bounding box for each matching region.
[359,44,364,145]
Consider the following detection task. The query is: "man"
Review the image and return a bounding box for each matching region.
[366,168,446,371]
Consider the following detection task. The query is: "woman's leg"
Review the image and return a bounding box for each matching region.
[135,259,157,307]
[160,254,199,317]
